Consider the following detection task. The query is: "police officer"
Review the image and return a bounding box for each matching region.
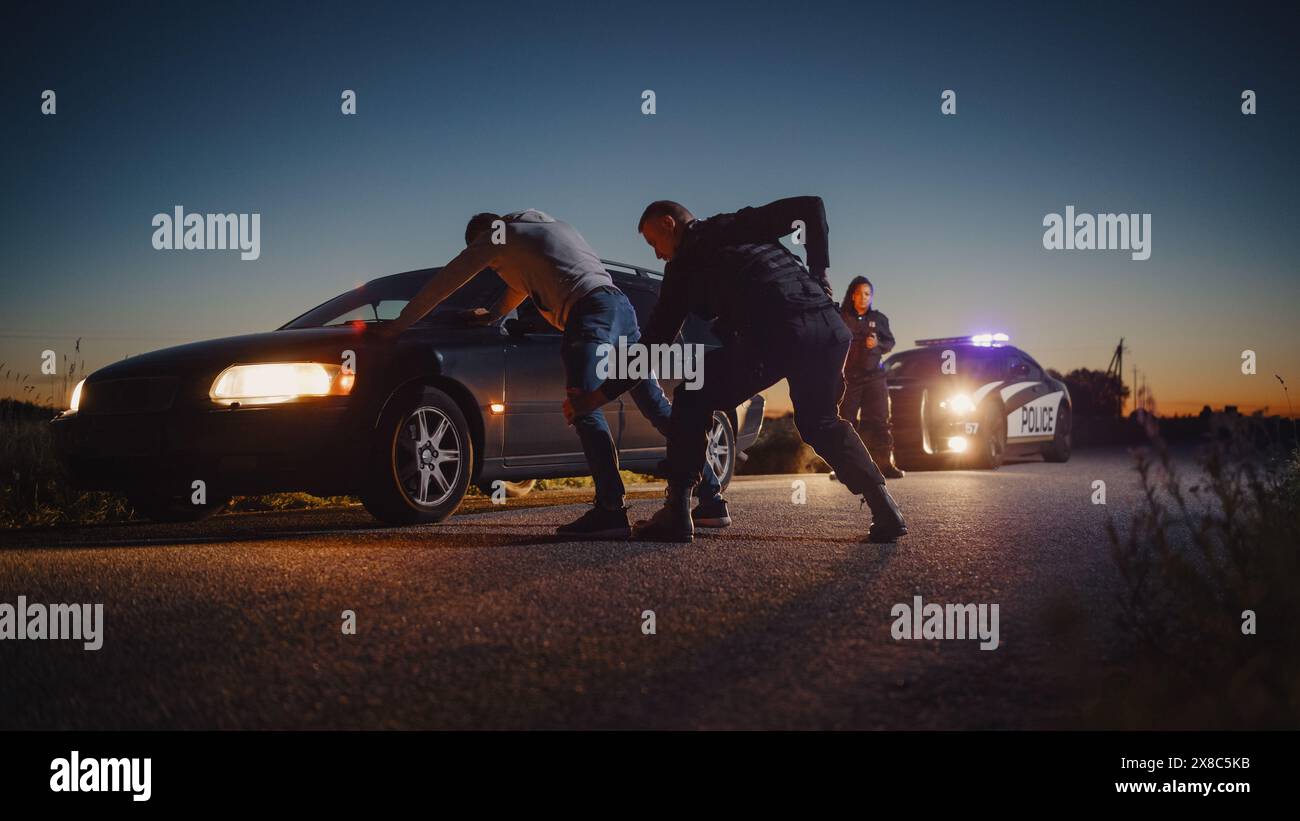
[564,196,907,543]
[838,276,904,478]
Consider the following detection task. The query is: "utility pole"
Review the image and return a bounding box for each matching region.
[1105,337,1125,419]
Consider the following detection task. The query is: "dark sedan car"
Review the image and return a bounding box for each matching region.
[884,334,1072,470]
[51,261,764,523]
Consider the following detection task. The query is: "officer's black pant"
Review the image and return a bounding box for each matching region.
[840,375,893,453]
[665,308,887,496]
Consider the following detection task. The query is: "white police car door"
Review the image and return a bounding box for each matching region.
[1000,353,1060,445]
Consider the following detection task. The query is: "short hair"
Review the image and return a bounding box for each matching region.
[637,200,694,232]
[465,212,501,245]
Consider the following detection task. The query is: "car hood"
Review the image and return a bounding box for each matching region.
[87,326,496,381]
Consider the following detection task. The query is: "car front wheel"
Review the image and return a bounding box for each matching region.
[1042,402,1072,462]
[361,386,473,524]
[970,403,1006,470]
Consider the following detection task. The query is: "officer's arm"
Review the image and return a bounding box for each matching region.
[876,312,896,354]
[710,196,832,294]
[597,267,689,401]
[385,238,502,337]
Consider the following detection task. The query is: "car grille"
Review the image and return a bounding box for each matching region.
[82,377,178,414]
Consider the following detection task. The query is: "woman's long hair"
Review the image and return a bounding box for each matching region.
[840,276,873,314]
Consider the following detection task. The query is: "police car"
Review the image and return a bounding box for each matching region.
[883,334,1072,469]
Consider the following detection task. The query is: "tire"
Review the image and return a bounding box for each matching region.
[707,411,737,492]
[970,402,1007,470]
[128,491,229,523]
[475,479,536,498]
[361,385,474,524]
[1043,402,1072,463]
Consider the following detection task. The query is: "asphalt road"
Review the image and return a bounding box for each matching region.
[1,448,1152,730]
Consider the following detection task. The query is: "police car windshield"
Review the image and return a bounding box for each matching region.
[885,346,1007,380]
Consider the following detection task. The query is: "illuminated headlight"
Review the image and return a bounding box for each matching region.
[209,363,353,406]
[69,378,86,413]
[947,436,969,453]
[942,393,976,414]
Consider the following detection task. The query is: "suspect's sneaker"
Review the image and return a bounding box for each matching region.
[691,496,731,528]
[557,505,631,539]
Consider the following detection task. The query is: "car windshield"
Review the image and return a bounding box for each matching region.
[281,269,507,329]
[885,347,1008,380]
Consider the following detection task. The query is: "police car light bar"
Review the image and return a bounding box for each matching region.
[916,333,1010,347]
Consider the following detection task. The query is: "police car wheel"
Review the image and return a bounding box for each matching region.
[971,403,1006,470]
[1043,403,1072,462]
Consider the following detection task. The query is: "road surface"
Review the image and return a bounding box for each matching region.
[1,449,1150,729]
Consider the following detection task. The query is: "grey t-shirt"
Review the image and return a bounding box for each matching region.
[401,209,613,331]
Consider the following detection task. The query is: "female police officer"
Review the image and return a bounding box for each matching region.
[838,276,904,478]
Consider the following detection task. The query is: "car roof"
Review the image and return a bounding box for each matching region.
[366,259,662,288]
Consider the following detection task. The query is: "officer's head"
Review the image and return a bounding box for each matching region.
[465,212,502,246]
[843,276,873,314]
[637,201,694,262]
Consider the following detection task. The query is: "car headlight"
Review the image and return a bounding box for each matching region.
[941,393,976,414]
[68,378,86,413]
[209,363,354,406]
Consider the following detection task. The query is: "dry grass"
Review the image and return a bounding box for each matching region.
[1088,415,1300,728]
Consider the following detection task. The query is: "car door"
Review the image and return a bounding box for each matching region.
[1002,353,1059,445]
[501,298,616,465]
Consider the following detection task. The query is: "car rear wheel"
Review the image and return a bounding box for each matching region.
[1042,402,1072,462]
[707,411,737,492]
[970,403,1006,470]
[127,491,229,523]
[361,386,473,524]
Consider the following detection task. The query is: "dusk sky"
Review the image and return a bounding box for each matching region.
[3,1,1297,415]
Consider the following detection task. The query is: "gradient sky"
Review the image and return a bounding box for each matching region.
[3,0,1298,415]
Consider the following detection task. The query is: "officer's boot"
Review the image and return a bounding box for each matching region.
[632,483,695,542]
[878,449,905,479]
[862,480,908,543]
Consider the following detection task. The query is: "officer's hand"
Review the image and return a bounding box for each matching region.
[865,333,878,349]
[460,307,492,325]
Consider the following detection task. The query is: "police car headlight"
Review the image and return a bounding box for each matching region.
[943,394,976,415]
[68,378,86,413]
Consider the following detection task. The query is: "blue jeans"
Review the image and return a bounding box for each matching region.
[562,288,722,510]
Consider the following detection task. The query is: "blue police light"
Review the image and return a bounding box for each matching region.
[915,333,1011,347]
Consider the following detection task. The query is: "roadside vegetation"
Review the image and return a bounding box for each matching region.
[1089,415,1300,728]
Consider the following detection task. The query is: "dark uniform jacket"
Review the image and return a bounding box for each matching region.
[841,306,894,379]
[600,196,835,400]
